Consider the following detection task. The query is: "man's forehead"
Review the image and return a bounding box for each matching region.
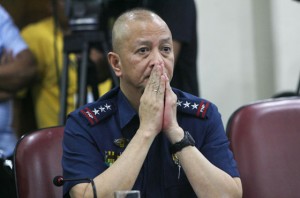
[127,19,171,35]
[134,37,172,45]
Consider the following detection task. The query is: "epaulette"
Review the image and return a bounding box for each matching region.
[177,97,210,119]
[79,99,116,126]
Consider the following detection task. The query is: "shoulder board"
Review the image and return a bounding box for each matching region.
[177,97,211,119]
[79,100,116,126]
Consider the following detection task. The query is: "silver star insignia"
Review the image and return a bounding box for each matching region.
[191,103,198,110]
[92,108,100,115]
[99,106,106,112]
[177,100,183,106]
[105,103,111,110]
[183,101,190,108]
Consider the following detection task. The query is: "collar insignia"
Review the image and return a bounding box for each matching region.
[79,100,116,126]
[177,98,210,119]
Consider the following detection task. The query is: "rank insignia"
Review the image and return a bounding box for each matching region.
[177,97,210,119]
[105,150,121,167]
[114,138,129,148]
[79,100,116,126]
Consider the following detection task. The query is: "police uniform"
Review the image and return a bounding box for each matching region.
[62,87,239,197]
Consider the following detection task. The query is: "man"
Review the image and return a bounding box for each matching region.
[62,9,242,198]
[21,0,112,129]
[0,4,36,158]
[0,4,36,198]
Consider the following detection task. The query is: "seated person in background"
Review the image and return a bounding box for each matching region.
[62,9,242,198]
[0,4,36,159]
[20,0,112,129]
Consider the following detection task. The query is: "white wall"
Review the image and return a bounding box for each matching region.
[271,0,300,92]
[195,0,300,126]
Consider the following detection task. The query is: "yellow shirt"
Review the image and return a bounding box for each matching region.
[21,17,111,128]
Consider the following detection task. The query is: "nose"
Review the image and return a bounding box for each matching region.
[149,49,164,68]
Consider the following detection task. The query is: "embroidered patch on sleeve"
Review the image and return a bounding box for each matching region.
[79,101,116,125]
[177,98,210,119]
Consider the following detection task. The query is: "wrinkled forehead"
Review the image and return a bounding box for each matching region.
[112,10,172,51]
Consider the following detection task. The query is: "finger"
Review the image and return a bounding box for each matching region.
[164,73,171,92]
[157,73,167,96]
[164,73,177,103]
[164,75,170,100]
[145,64,162,93]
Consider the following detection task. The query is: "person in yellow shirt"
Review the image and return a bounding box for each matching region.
[21,0,112,128]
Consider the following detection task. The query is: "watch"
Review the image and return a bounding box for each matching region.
[170,131,195,154]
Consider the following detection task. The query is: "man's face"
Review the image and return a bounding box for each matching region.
[117,19,175,93]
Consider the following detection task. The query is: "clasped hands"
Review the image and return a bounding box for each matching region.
[138,64,184,143]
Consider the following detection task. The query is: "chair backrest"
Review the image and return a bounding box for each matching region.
[14,126,64,198]
[226,97,300,198]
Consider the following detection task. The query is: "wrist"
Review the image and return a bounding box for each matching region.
[136,128,157,142]
[170,131,195,154]
[167,127,184,144]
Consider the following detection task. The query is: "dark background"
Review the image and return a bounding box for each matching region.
[1,0,51,29]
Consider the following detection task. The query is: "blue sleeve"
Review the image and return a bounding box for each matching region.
[62,116,105,196]
[0,5,27,56]
[201,104,240,177]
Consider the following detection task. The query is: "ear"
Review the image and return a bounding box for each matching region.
[107,52,122,77]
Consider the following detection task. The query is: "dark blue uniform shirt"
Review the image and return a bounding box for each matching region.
[62,87,239,197]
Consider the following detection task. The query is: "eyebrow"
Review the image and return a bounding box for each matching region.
[160,37,172,44]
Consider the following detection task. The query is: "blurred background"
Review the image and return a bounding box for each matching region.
[1,0,299,126]
[196,0,300,125]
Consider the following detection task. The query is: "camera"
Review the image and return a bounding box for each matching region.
[65,0,103,32]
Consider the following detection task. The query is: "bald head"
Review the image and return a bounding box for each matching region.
[111,9,170,54]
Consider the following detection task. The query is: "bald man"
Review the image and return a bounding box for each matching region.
[62,9,242,198]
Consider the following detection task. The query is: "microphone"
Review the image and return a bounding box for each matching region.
[53,175,91,186]
[53,175,97,198]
